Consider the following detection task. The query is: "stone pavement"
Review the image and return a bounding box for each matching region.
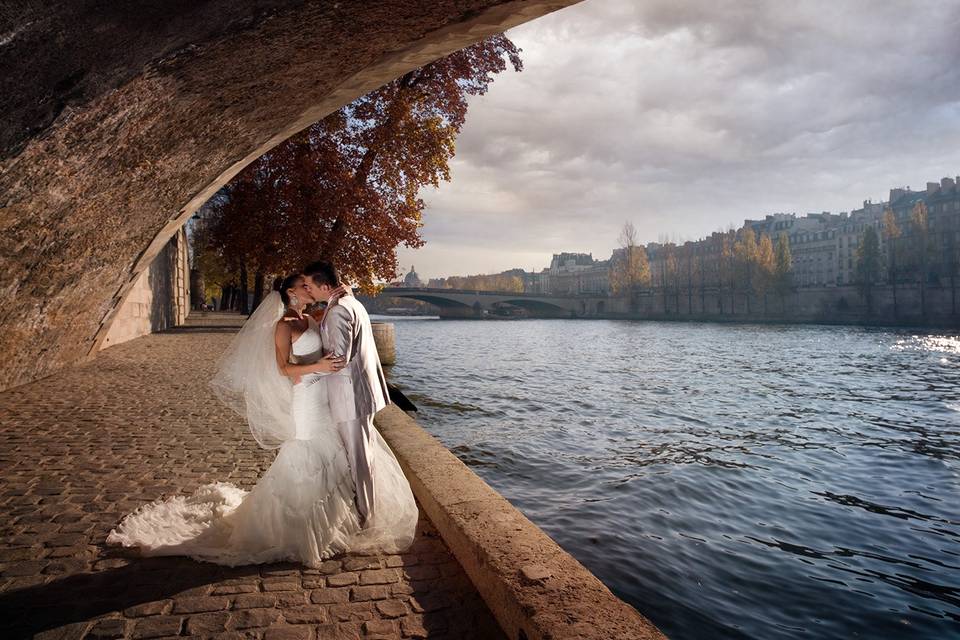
[0,313,504,640]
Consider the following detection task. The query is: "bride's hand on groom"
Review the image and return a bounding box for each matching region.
[316,353,346,373]
[329,284,352,303]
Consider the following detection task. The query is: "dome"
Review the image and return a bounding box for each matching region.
[403,266,422,288]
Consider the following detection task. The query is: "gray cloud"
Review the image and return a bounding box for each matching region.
[398,0,960,279]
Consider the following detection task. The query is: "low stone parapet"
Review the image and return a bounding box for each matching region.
[375,405,667,640]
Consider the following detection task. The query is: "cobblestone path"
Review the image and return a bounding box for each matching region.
[0,313,503,640]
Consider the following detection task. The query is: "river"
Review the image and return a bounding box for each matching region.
[376,316,960,639]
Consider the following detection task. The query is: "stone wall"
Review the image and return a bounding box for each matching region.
[613,283,960,326]
[100,227,190,349]
[0,0,580,392]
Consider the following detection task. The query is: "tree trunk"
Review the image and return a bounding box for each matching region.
[251,271,265,311]
[662,275,668,315]
[952,268,957,316]
[919,245,927,320]
[891,251,898,319]
[239,263,250,315]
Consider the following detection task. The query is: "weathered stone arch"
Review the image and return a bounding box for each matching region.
[0,0,580,390]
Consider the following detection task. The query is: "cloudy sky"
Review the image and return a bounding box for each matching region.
[397,0,960,280]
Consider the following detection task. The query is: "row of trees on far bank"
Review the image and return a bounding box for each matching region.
[611,198,958,319]
[857,202,960,318]
[440,273,525,292]
[190,35,523,312]
[610,222,793,315]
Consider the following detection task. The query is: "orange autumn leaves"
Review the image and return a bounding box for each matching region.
[203,35,522,292]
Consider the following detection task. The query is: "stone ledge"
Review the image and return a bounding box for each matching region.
[375,405,667,640]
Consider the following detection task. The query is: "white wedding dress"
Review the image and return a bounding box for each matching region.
[107,314,418,567]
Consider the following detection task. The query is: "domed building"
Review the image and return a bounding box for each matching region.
[403,265,423,288]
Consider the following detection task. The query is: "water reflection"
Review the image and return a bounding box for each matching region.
[388,320,960,639]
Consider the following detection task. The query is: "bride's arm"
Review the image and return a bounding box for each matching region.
[274,322,345,378]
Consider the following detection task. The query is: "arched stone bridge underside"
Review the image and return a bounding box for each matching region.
[384,287,610,318]
[0,0,581,391]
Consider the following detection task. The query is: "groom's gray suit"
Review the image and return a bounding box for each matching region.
[321,295,390,522]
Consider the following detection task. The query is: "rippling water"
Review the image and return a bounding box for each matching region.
[378,317,960,639]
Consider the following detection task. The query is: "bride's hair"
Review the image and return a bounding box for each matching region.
[273,273,302,306]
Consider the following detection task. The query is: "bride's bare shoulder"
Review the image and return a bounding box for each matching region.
[274,317,294,336]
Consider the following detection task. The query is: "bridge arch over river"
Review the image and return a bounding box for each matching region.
[383,287,611,319]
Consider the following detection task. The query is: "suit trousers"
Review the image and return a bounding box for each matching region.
[336,414,376,523]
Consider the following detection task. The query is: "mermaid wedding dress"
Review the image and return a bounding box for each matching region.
[107,304,418,567]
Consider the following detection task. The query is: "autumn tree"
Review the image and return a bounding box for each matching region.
[609,221,651,306]
[773,232,793,314]
[855,226,881,314]
[882,209,902,318]
[695,239,709,313]
[755,233,776,314]
[946,222,959,316]
[656,241,680,314]
[681,241,695,314]
[203,35,523,306]
[910,201,930,319]
[710,229,736,315]
[734,227,759,314]
[445,273,523,292]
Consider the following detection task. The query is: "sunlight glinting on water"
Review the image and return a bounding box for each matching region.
[385,318,960,640]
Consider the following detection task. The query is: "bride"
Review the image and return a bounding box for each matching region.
[106,274,418,567]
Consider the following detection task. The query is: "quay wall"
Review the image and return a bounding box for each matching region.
[101,227,191,349]
[610,283,960,327]
[374,404,667,640]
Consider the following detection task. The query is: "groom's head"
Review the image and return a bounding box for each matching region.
[303,260,340,302]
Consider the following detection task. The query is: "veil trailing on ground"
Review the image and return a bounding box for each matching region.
[209,291,295,449]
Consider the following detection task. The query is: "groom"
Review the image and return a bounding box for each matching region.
[301,260,390,526]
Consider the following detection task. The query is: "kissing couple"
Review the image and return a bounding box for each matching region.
[107,260,418,567]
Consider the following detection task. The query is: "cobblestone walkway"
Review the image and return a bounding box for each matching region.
[0,313,503,640]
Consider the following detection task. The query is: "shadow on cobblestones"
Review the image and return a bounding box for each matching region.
[162,325,248,333]
[0,318,504,639]
[2,557,249,635]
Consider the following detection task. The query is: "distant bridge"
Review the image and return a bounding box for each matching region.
[381,287,610,318]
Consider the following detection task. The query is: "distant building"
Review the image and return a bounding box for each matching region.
[410,173,959,301]
[402,265,422,288]
[540,252,610,295]
[889,177,960,285]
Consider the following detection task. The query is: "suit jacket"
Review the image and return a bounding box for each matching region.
[321,295,391,422]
